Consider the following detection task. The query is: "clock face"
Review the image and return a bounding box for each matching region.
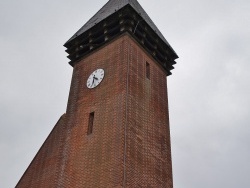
[86,69,105,89]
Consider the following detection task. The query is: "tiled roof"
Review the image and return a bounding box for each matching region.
[65,0,170,47]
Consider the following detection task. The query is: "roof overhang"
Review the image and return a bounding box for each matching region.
[64,1,178,75]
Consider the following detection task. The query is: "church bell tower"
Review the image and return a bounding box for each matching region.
[16,0,178,187]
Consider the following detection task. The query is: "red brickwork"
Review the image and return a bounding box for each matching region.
[16,33,173,188]
[16,114,67,188]
[60,34,129,188]
[125,36,172,187]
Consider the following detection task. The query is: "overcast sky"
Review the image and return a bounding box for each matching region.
[0,0,250,187]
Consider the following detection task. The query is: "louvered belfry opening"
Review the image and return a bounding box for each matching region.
[64,1,178,76]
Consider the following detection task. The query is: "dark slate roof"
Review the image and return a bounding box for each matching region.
[65,0,171,47]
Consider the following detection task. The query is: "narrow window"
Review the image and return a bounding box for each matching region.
[87,112,95,135]
[146,62,150,79]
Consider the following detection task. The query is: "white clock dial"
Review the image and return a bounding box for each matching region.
[86,69,105,89]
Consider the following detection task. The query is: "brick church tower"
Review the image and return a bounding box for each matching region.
[16,0,178,187]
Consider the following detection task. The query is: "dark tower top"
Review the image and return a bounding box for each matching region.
[64,0,178,75]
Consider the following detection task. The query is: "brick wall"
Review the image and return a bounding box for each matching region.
[16,33,173,188]
[16,114,67,188]
[60,34,128,188]
[125,36,173,187]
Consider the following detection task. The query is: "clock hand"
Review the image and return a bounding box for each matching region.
[91,76,95,86]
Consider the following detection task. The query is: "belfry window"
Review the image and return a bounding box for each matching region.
[146,62,150,79]
[87,112,95,135]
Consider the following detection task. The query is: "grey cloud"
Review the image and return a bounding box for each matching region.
[1,0,249,187]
